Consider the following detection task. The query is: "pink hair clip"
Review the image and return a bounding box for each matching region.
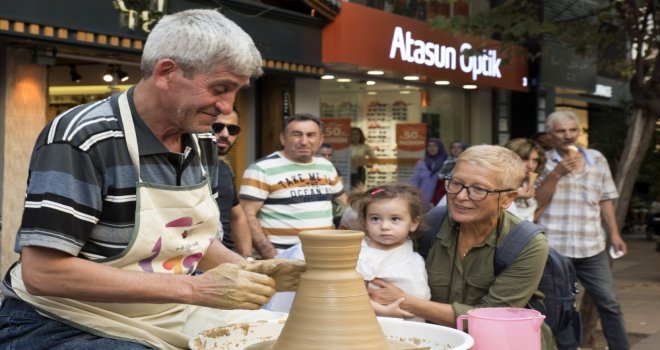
[370,188,385,196]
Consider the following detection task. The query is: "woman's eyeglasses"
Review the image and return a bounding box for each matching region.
[212,122,241,136]
[445,178,514,201]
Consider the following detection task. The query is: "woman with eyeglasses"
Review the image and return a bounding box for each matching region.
[368,145,553,349]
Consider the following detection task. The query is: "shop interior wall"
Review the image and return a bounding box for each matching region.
[294,77,320,118]
[1,47,48,277]
[469,89,494,145]
[426,88,469,147]
[257,74,295,157]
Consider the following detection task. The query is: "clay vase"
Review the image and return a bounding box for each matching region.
[272,230,390,350]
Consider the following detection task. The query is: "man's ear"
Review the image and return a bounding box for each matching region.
[153,59,178,90]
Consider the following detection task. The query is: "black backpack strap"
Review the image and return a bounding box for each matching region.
[416,205,448,258]
[494,220,544,275]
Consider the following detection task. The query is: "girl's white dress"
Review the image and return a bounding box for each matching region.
[356,239,431,322]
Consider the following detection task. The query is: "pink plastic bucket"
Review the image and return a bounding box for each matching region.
[456,307,545,350]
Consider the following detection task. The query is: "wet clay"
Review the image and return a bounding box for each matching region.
[246,339,426,350]
[252,230,396,350]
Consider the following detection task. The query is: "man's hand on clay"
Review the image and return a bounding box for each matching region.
[241,259,307,292]
[193,263,275,310]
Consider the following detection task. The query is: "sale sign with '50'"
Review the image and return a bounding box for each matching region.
[396,123,427,159]
[321,118,351,186]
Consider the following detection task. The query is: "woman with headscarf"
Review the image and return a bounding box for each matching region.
[410,138,447,209]
[431,140,469,205]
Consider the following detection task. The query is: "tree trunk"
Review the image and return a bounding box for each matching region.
[613,108,658,225]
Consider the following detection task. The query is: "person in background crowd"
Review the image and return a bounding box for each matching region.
[410,138,447,210]
[317,142,342,178]
[240,114,347,259]
[431,140,468,205]
[317,142,346,228]
[369,145,553,349]
[214,108,252,257]
[0,10,304,350]
[350,127,376,189]
[536,110,629,350]
[532,132,554,152]
[505,138,546,222]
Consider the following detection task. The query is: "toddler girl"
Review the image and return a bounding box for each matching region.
[349,184,431,321]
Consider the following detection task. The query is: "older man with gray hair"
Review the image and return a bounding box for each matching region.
[0,9,303,349]
[535,110,628,350]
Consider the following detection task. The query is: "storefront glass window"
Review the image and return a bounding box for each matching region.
[320,78,468,187]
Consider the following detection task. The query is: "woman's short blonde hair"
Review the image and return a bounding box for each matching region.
[455,144,526,189]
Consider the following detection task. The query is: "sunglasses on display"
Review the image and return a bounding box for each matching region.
[212,122,241,136]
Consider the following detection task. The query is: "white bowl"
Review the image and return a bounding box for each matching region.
[189,316,474,350]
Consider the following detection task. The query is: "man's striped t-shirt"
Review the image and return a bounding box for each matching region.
[13,89,219,261]
[239,151,344,246]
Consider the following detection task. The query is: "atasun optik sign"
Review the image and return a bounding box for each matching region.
[388,26,502,81]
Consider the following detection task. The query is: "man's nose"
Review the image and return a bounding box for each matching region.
[217,126,229,137]
[456,186,471,200]
[215,94,236,115]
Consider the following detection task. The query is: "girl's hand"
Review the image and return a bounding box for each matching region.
[516,181,536,199]
[368,278,406,305]
[371,297,416,319]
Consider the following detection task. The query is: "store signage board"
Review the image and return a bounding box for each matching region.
[322,2,528,92]
[389,27,502,82]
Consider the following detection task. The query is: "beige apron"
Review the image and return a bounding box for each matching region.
[10,92,282,349]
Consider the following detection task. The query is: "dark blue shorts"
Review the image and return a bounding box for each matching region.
[0,298,154,350]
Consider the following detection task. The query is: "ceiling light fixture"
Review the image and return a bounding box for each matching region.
[321,75,335,80]
[367,70,384,75]
[69,64,82,83]
[102,66,114,83]
[336,78,351,83]
[367,91,377,95]
[435,80,450,85]
[463,84,478,90]
[116,66,130,82]
[366,81,376,85]
[403,76,419,81]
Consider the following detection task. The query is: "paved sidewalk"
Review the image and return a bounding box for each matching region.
[578,233,660,349]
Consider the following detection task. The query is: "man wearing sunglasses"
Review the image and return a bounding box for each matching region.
[213,109,252,258]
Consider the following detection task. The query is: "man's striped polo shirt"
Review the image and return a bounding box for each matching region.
[14,88,219,260]
[239,151,344,247]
